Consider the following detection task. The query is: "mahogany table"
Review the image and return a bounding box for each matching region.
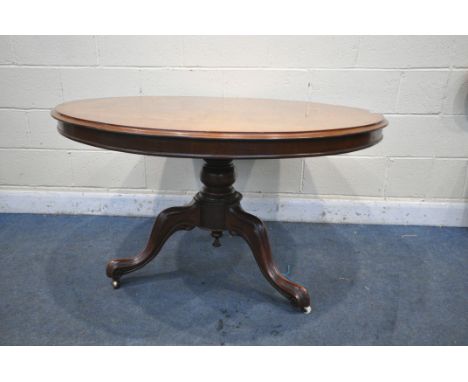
[52,96,387,314]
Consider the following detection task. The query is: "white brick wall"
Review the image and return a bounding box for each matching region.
[98,36,183,67]
[303,156,387,197]
[355,36,453,68]
[141,69,224,97]
[396,71,449,114]
[0,68,62,108]
[308,70,401,112]
[0,36,467,213]
[443,70,468,114]
[61,68,141,101]
[8,36,97,66]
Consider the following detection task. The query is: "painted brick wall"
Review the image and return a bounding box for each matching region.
[0,36,467,203]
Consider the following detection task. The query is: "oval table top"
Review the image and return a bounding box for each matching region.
[52,96,387,159]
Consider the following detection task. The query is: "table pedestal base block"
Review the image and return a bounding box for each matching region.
[106,159,311,313]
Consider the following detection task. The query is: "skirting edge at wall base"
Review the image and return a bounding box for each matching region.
[1,190,467,227]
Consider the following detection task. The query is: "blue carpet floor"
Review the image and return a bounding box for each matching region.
[0,213,467,345]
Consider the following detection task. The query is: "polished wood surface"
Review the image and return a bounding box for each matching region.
[52,96,386,140]
[53,96,386,159]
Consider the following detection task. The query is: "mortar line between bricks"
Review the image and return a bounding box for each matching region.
[0,182,149,190]
[24,111,32,146]
[352,36,363,67]
[462,164,468,199]
[383,157,390,199]
[394,71,404,113]
[299,159,305,193]
[93,36,100,67]
[440,69,452,114]
[0,107,52,111]
[0,64,459,71]
[0,147,467,161]
[0,185,193,194]
[0,148,106,153]
[337,155,468,161]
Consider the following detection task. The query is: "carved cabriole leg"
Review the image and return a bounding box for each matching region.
[106,202,200,288]
[226,205,311,313]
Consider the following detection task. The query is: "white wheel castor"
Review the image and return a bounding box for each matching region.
[302,306,312,314]
[112,279,120,289]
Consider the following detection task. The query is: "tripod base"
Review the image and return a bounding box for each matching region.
[106,159,311,313]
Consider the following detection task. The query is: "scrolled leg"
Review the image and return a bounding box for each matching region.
[226,205,311,312]
[106,202,199,287]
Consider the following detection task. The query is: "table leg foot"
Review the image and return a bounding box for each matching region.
[226,205,311,311]
[106,202,199,286]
